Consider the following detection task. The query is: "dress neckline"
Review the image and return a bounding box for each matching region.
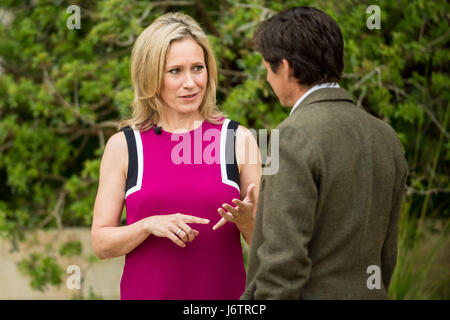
[159,120,205,135]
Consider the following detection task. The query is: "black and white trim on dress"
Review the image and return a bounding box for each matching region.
[121,125,143,199]
[121,120,240,197]
[220,119,240,193]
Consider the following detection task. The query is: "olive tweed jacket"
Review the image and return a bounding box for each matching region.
[241,87,408,300]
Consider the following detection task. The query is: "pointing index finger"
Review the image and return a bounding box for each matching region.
[182,215,210,224]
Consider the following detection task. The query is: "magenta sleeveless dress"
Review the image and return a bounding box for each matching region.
[119,119,246,300]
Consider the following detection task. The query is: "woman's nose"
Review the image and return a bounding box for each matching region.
[182,72,195,88]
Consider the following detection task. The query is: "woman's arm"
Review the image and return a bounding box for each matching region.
[91,132,210,259]
[91,132,152,259]
[213,125,262,244]
[235,125,262,244]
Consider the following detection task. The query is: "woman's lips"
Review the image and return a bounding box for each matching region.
[179,92,198,101]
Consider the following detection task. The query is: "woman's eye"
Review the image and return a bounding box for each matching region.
[193,65,204,71]
[169,68,180,74]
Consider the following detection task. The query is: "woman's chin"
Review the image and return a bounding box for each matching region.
[175,103,202,114]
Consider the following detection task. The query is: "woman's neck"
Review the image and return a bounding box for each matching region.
[157,110,204,133]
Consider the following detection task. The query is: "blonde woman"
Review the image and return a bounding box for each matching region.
[91,12,261,299]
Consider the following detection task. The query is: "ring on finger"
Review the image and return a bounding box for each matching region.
[176,228,182,236]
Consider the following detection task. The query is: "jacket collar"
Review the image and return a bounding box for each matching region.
[290,87,355,117]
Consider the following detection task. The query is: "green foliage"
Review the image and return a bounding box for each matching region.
[389,203,450,299]
[18,252,63,291]
[1,0,449,298]
[59,240,82,256]
[71,287,104,300]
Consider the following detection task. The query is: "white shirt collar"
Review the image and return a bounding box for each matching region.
[289,82,340,116]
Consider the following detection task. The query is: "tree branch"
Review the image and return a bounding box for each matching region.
[52,191,66,230]
[354,66,383,90]
[0,140,13,153]
[38,191,67,229]
[407,187,450,197]
[426,30,450,49]
[419,104,450,139]
[42,67,96,126]
[220,69,248,78]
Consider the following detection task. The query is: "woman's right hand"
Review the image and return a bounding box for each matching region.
[144,213,210,248]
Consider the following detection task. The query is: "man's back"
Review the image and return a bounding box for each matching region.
[242,6,408,300]
[283,88,407,299]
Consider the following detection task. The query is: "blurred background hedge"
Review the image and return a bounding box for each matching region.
[0,0,448,299]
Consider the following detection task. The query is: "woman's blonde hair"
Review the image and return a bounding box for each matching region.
[119,12,225,131]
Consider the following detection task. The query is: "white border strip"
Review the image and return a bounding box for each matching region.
[220,119,240,193]
[125,129,144,199]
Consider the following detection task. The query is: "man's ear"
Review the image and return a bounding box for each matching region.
[280,59,294,79]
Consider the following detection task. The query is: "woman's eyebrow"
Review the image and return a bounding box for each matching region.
[166,64,182,70]
[166,61,205,69]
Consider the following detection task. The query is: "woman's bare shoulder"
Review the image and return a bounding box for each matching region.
[235,125,258,145]
[101,131,128,176]
[235,124,261,172]
[105,131,127,153]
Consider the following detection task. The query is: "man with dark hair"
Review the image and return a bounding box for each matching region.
[241,7,408,300]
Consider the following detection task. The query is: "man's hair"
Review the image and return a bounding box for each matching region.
[253,6,343,85]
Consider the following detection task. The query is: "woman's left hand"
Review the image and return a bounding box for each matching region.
[212,184,256,231]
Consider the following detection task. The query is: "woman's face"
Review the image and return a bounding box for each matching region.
[160,37,208,117]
